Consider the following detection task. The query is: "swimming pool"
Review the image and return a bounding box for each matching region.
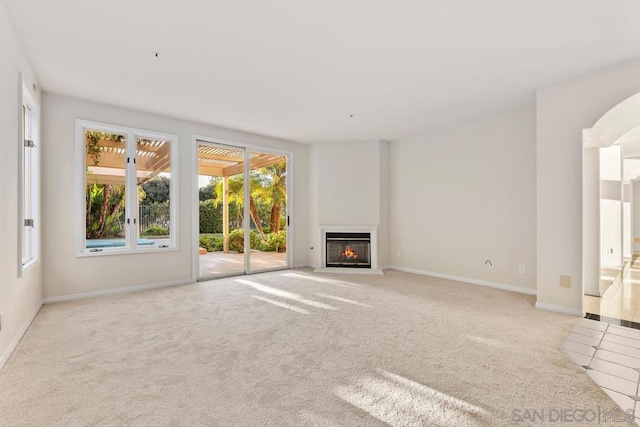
[86,238,156,249]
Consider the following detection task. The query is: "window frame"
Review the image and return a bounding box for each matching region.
[18,79,40,275]
[75,119,179,257]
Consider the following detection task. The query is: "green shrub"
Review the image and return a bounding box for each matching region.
[255,230,287,252]
[199,200,223,234]
[228,229,263,253]
[250,231,262,250]
[267,230,287,251]
[199,235,223,252]
[141,224,169,236]
[229,229,245,252]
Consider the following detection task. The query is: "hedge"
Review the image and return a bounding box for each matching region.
[199,200,223,234]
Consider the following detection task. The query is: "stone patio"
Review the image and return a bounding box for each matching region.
[199,250,287,277]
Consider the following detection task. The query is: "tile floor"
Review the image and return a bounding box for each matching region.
[563,318,640,425]
[584,256,640,322]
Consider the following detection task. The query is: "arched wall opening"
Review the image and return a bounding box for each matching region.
[582,92,640,316]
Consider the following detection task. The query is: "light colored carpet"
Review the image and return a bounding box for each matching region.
[0,269,630,426]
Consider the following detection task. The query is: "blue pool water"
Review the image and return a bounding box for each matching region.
[86,238,156,249]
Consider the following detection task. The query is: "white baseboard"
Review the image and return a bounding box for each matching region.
[385,265,537,296]
[0,302,42,369]
[535,301,582,317]
[42,279,193,304]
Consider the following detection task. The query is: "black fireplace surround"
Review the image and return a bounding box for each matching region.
[325,232,371,268]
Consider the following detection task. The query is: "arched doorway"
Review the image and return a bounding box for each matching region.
[583,92,640,324]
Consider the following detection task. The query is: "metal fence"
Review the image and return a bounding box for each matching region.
[117,205,170,234]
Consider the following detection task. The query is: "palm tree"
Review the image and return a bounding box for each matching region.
[85,182,126,238]
[212,162,286,241]
[257,162,286,233]
[214,174,266,238]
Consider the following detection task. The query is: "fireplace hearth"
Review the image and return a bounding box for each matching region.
[326,232,371,268]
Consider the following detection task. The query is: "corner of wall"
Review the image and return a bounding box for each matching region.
[378,140,391,267]
[0,0,43,368]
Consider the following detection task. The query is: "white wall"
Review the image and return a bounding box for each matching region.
[41,94,309,298]
[582,147,600,296]
[379,141,390,267]
[600,145,622,267]
[537,57,640,314]
[623,139,640,158]
[622,159,640,258]
[388,105,537,292]
[624,187,632,259]
[623,158,640,182]
[0,2,42,366]
[317,140,382,225]
[634,181,640,252]
[600,198,622,266]
[307,143,319,266]
[307,140,389,268]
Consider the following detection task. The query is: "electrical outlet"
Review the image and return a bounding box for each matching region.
[169,260,176,270]
[518,264,526,274]
[560,275,571,288]
[397,250,401,257]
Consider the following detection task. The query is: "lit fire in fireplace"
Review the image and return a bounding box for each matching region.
[341,245,358,259]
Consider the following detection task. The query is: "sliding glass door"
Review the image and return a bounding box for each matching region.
[248,150,288,273]
[196,141,290,280]
[197,143,246,278]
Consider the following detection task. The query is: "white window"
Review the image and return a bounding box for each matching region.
[19,82,39,275]
[76,120,178,255]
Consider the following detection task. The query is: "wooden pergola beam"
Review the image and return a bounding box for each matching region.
[145,143,171,171]
[198,164,225,177]
[198,151,244,163]
[89,139,125,150]
[86,175,126,186]
[86,153,125,169]
[88,152,285,180]
[221,155,285,177]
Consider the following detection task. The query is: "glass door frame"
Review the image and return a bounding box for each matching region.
[246,148,290,274]
[192,135,293,281]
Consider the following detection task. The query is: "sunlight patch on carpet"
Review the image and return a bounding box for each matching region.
[237,278,337,311]
[251,295,310,314]
[282,272,362,288]
[335,369,489,426]
[314,293,373,308]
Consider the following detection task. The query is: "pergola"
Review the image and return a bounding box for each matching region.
[197,144,285,252]
[86,139,286,252]
[86,138,171,186]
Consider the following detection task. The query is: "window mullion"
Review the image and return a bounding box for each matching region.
[127,132,137,250]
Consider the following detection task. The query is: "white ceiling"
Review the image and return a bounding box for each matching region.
[5,0,640,143]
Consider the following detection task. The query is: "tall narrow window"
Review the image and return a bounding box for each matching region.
[77,120,177,254]
[136,137,172,246]
[84,130,127,250]
[20,83,39,273]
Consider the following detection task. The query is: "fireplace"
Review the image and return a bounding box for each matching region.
[325,232,371,268]
[316,226,382,274]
